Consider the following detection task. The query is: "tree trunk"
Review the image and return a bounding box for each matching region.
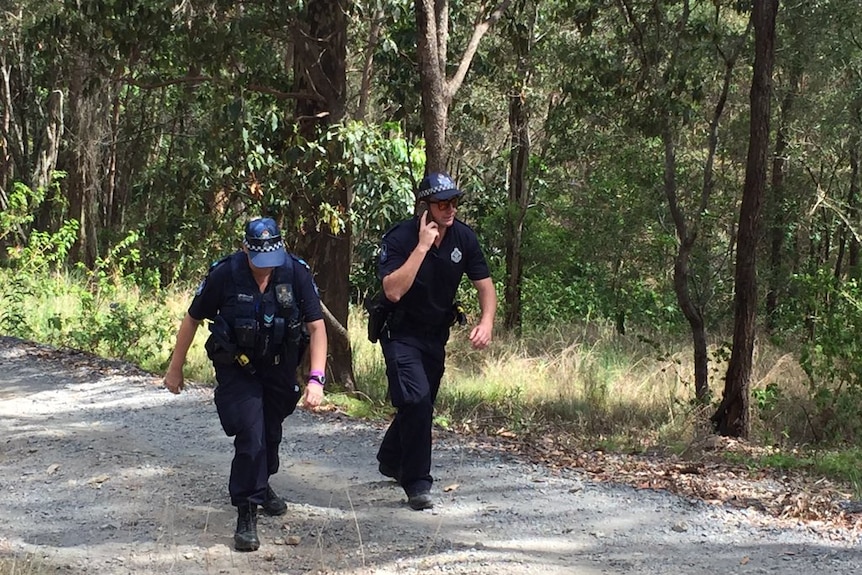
[414,0,513,172]
[766,69,800,329]
[356,8,384,121]
[414,0,450,171]
[64,56,100,267]
[848,104,861,279]
[712,0,778,438]
[293,0,355,390]
[503,1,534,333]
[31,90,64,193]
[662,124,709,402]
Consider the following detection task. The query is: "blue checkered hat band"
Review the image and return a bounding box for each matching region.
[417,184,457,199]
[244,237,284,253]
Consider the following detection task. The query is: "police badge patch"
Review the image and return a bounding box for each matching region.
[451,247,462,263]
[195,279,206,295]
[379,243,388,264]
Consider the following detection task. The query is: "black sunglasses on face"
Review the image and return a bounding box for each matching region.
[430,197,460,210]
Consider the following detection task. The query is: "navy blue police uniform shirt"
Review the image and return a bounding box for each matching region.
[378,216,490,330]
[188,252,324,325]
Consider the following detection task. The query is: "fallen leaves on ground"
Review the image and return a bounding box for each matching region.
[483,429,862,536]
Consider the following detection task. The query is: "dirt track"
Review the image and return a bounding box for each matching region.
[1,336,861,575]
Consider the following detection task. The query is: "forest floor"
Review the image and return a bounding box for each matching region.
[1,335,861,575]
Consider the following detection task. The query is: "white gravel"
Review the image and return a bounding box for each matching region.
[0,336,860,574]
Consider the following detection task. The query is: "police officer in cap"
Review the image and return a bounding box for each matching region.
[374,172,497,510]
[163,217,327,551]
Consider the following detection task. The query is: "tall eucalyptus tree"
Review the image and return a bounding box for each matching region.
[712,0,779,438]
[502,0,537,332]
[600,0,752,400]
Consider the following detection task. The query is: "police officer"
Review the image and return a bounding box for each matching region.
[163,217,327,551]
[374,172,497,510]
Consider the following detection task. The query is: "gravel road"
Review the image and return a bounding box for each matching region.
[0,336,860,575]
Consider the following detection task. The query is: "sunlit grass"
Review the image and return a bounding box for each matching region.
[4,269,861,489]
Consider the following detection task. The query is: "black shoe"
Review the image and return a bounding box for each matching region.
[378,461,401,483]
[234,503,260,551]
[407,491,434,511]
[261,484,287,516]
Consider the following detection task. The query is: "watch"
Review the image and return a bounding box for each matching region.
[308,373,326,387]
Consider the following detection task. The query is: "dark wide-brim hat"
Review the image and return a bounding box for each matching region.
[243,217,287,268]
[416,172,463,201]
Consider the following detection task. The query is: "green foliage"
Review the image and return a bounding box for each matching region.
[0,220,174,371]
[0,274,32,337]
[794,270,862,442]
[0,182,46,243]
[753,382,782,413]
[340,121,425,298]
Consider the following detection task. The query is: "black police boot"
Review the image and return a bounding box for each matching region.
[234,503,260,552]
[261,483,287,516]
[407,490,434,511]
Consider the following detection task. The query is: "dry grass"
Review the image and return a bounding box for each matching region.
[409,321,822,451]
[0,554,53,575]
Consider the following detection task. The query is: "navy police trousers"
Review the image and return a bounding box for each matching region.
[213,363,301,507]
[376,334,446,496]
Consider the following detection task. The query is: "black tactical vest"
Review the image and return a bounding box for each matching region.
[208,251,303,366]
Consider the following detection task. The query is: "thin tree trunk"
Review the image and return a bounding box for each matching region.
[766,69,800,328]
[414,0,512,172]
[712,0,778,438]
[848,105,861,279]
[503,0,534,333]
[356,8,384,121]
[415,0,449,171]
[30,90,64,193]
[663,124,708,401]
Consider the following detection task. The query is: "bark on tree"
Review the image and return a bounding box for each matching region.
[293,0,355,390]
[31,90,64,193]
[414,0,512,171]
[356,8,385,121]
[847,97,861,279]
[766,68,801,330]
[662,124,708,402]
[849,134,861,278]
[712,0,779,437]
[651,4,746,403]
[64,56,101,267]
[503,1,534,333]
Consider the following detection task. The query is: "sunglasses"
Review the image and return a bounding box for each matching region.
[430,197,460,210]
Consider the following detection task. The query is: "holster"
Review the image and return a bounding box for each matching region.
[364,291,393,343]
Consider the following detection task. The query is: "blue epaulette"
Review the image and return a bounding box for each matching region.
[290,254,312,272]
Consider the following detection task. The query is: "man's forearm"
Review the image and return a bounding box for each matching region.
[382,245,429,302]
[475,278,497,327]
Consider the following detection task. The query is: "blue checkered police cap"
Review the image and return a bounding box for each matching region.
[243,217,286,268]
[416,172,464,201]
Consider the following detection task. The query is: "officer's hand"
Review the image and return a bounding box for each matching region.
[163,370,184,394]
[302,383,324,409]
[468,323,493,350]
[418,212,438,250]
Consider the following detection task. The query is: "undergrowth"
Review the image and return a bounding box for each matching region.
[2,260,862,494]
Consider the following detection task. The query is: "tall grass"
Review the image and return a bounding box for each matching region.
[0,269,847,456]
[346,308,821,451]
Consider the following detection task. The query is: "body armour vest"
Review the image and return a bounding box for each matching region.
[207,251,303,367]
